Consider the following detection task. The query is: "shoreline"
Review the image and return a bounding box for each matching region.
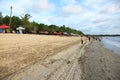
[103,45,120,57]
[80,40,120,80]
[102,39,120,56]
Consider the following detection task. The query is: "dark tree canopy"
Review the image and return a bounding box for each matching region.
[11,16,22,30]
[0,13,84,35]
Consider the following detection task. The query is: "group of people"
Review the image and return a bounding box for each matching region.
[81,36,102,44]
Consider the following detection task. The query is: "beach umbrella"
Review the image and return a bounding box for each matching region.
[16,26,25,30]
[16,26,25,34]
[0,24,10,29]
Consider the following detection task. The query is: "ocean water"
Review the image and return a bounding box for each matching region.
[102,37,120,56]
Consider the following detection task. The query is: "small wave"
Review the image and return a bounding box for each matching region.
[103,39,120,48]
[102,37,120,55]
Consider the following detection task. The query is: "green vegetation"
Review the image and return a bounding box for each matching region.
[0,12,84,35]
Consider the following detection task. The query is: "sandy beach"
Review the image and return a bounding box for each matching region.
[0,34,86,80]
[0,34,120,80]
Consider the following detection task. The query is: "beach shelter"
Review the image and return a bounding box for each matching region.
[16,26,25,34]
[0,24,10,33]
[0,24,10,29]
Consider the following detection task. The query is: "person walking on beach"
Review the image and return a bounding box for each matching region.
[88,37,91,41]
[81,36,84,44]
[81,39,83,44]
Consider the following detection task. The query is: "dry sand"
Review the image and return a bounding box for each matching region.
[0,34,86,80]
[4,35,88,80]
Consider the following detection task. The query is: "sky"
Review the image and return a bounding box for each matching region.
[0,0,120,34]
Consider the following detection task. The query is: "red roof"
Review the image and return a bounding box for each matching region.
[0,24,10,29]
[54,32,62,35]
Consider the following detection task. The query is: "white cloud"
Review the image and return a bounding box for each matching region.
[62,4,83,15]
[106,4,119,13]
[37,0,55,11]
[0,0,55,16]
[0,0,33,16]
[100,0,120,14]
[61,0,77,4]
[85,0,103,5]
[79,15,120,34]
[84,0,105,9]
[28,0,55,13]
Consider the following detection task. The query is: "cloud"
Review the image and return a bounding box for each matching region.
[102,4,120,14]
[61,0,77,4]
[62,4,83,15]
[107,5,118,13]
[100,0,120,14]
[27,0,55,13]
[79,15,120,34]
[84,0,106,10]
[0,0,55,16]
[93,18,109,23]
[0,0,33,16]
[36,0,55,11]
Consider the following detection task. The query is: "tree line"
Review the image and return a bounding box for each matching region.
[0,13,84,35]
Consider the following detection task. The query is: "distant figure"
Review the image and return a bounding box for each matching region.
[81,39,83,44]
[88,37,91,41]
[95,37,98,41]
[98,37,102,41]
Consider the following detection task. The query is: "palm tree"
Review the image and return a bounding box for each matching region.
[20,14,32,28]
[20,14,32,33]
[0,12,3,25]
[9,6,12,31]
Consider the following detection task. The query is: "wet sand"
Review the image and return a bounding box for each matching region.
[80,40,120,80]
